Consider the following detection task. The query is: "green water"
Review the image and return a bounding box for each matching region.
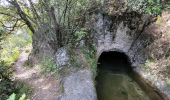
[96,69,150,100]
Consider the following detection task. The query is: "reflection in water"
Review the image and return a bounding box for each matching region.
[96,51,150,100]
[96,69,150,100]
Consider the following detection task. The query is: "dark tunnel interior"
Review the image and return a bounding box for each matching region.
[97,51,132,73]
[95,51,164,100]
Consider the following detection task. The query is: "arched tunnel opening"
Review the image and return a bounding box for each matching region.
[97,51,132,73]
[95,51,150,100]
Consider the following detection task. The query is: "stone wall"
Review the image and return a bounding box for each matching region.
[56,0,170,100]
[85,0,170,99]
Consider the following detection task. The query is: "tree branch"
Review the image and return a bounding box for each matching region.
[28,0,40,20]
[0,12,16,18]
[0,18,19,34]
[6,0,35,33]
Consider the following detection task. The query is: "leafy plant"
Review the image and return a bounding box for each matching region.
[41,57,59,75]
[7,93,16,100]
[0,33,31,66]
[0,61,15,99]
[74,28,88,42]
[81,46,97,78]
[0,29,32,99]
[7,93,27,100]
[145,0,162,15]
[14,81,32,99]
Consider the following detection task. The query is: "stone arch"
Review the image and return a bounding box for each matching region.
[97,51,132,73]
[96,51,165,100]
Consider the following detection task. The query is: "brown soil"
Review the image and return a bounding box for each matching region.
[14,50,61,100]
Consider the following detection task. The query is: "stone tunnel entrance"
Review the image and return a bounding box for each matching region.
[95,51,150,100]
[97,51,132,73]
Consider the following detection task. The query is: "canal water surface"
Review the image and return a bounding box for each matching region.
[95,51,150,100]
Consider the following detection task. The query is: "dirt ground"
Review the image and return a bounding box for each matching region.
[14,50,61,100]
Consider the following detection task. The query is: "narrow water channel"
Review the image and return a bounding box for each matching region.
[95,51,150,100]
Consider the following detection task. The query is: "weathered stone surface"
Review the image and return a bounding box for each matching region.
[57,70,97,100]
[55,1,170,100]
[88,12,151,65]
[85,2,170,99]
[55,47,69,67]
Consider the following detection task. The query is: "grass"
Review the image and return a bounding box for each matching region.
[0,30,32,99]
[81,47,97,78]
[69,51,82,68]
[13,81,32,100]
[0,33,32,66]
[41,56,59,76]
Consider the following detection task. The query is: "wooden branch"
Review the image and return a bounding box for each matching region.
[28,0,40,20]
[63,0,69,25]
[0,19,19,34]
[0,12,16,18]
[60,0,73,23]
[50,6,62,47]
[6,0,35,33]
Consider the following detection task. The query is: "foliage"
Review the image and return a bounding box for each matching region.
[0,0,99,50]
[1,80,31,99]
[7,93,27,100]
[167,79,170,86]
[0,33,31,65]
[1,47,20,65]
[69,51,82,68]
[127,0,146,13]
[145,0,162,15]
[41,57,59,75]
[7,93,16,100]
[81,46,97,78]
[0,28,32,99]
[14,81,32,99]
[74,28,88,42]
[127,0,170,15]
[0,61,15,99]
[145,0,170,15]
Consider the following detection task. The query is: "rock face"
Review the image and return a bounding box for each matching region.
[57,70,97,100]
[55,47,69,67]
[88,12,151,66]
[85,0,169,99]
[56,0,170,100]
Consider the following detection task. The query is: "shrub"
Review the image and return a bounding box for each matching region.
[145,0,170,15]
[0,33,32,66]
[74,28,88,42]
[0,62,32,99]
[14,81,32,99]
[145,0,162,15]
[0,62,15,99]
[1,48,20,66]
[81,46,97,78]
[7,93,27,100]
[41,57,59,75]
[0,30,32,99]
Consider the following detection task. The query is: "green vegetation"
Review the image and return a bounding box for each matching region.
[128,0,170,15]
[74,28,88,42]
[70,53,82,68]
[0,62,14,99]
[0,0,170,99]
[0,32,32,65]
[145,0,162,15]
[14,81,32,99]
[7,93,28,100]
[145,0,170,15]
[81,46,97,78]
[41,57,59,75]
[0,29,32,99]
